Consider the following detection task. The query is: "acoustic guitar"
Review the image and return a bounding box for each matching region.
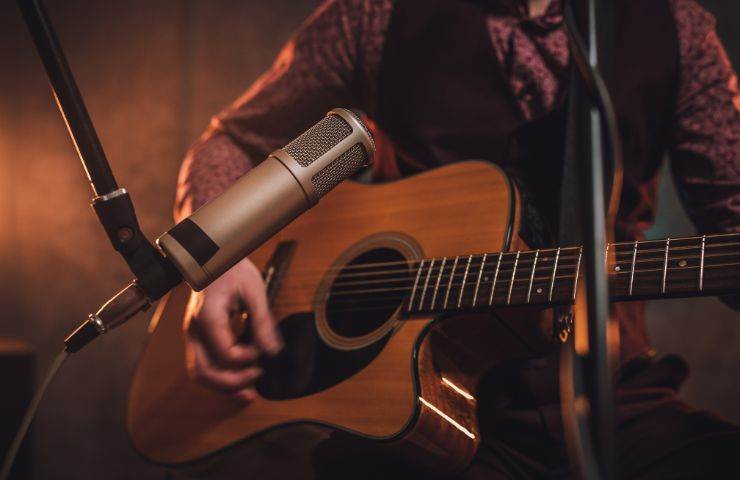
[127,161,740,478]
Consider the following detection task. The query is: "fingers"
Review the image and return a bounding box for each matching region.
[233,389,258,403]
[190,291,260,368]
[239,278,283,356]
[183,257,283,403]
[188,337,262,395]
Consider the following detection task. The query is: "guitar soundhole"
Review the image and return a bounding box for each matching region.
[325,248,410,338]
[255,247,411,400]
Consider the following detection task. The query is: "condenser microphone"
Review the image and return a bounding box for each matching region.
[157,107,375,291]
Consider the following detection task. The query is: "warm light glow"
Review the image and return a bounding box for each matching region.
[574,281,589,355]
[419,397,476,439]
[148,291,176,333]
[441,377,475,401]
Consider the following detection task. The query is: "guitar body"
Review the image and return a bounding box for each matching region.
[128,161,554,478]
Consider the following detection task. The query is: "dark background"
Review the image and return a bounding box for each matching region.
[0,1,738,479]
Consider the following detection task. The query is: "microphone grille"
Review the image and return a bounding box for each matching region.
[283,114,353,167]
[279,108,375,200]
[311,143,367,197]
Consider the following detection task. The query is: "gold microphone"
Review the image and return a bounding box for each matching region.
[157,108,375,291]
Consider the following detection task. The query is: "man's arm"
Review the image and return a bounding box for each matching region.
[669,0,740,235]
[174,0,391,402]
[176,0,389,220]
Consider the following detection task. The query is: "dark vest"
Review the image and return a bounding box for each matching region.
[375,0,679,245]
[374,0,680,363]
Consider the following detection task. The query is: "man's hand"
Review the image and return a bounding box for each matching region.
[184,257,283,403]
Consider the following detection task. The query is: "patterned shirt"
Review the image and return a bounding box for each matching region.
[175,0,740,362]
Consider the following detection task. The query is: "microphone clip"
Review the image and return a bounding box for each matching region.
[91,188,182,300]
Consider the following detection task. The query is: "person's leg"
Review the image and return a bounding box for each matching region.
[615,393,740,479]
[455,441,567,480]
[612,355,740,479]
[631,431,740,479]
[469,353,740,479]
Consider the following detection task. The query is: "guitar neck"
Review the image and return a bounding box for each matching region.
[404,232,740,315]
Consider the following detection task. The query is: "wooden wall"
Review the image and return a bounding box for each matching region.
[0,1,737,479]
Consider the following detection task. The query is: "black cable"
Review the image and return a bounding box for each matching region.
[0,349,69,480]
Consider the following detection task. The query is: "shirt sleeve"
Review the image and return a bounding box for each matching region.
[668,0,740,235]
[174,0,391,221]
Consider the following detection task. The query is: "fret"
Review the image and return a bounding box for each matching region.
[613,239,665,298]
[697,232,740,295]
[699,235,706,292]
[408,260,425,313]
[549,247,560,301]
[489,252,504,305]
[472,254,487,307]
[526,250,539,303]
[443,256,459,309]
[506,251,520,305]
[628,240,638,296]
[430,257,447,310]
[636,237,701,298]
[457,255,473,308]
[418,259,435,311]
[661,238,670,294]
[529,250,556,302]
[572,248,583,301]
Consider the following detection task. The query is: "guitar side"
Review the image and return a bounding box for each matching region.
[127,161,545,477]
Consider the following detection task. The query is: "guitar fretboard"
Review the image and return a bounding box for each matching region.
[404,232,740,315]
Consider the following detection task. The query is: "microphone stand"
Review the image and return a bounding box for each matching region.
[559,0,623,479]
[16,0,182,351]
[2,4,187,478]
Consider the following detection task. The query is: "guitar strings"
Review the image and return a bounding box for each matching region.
[267,259,740,312]
[264,248,740,293]
[299,259,740,298]
[260,239,740,282]
[318,233,738,273]
[326,248,739,287]
[269,233,740,275]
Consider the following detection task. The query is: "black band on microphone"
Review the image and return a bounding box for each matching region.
[167,218,219,266]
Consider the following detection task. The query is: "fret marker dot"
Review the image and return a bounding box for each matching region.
[614,266,621,272]
[536,288,543,294]
[678,259,687,267]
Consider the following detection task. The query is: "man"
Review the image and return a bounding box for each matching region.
[175,0,740,477]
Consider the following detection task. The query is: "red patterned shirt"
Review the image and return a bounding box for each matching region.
[176,0,740,362]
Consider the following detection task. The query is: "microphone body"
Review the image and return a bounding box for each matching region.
[65,108,374,352]
[157,108,374,291]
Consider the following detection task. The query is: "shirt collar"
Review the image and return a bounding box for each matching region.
[482,0,563,28]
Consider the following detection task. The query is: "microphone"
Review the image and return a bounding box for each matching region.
[158,107,374,291]
[64,108,374,352]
